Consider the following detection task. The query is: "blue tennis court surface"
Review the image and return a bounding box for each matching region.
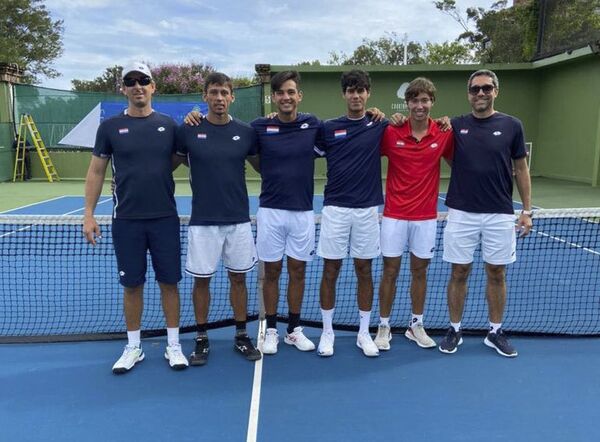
[2,195,598,442]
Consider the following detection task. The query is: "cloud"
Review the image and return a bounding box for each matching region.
[40,0,498,90]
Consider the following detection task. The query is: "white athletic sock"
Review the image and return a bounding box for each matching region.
[379,316,390,327]
[321,308,334,333]
[127,330,141,348]
[410,313,424,328]
[359,310,371,335]
[451,322,461,332]
[167,327,180,346]
[489,322,502,334]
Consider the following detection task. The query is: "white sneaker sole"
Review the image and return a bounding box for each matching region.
[164,353,189,370]
[112,352,145,374]
[356,340,380,357]
[284,336,316,352]
[438,337,463,354]
[261,346,278,355]
[484,337,518,358]
[404,329,436,349]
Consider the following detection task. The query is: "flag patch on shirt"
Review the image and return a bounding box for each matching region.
[118,128,129,134]
[266,126,279,134]
[334,129,347,138]
[460,129,469,134]
[197,133,207,139]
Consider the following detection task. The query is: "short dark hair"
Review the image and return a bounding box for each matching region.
[271,70,301,91]
[340,69,371,93]
[468,69,499,90]
[405,77,436,102]
[204,72,233,93]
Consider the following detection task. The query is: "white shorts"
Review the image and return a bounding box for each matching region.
[256,208,315,262]
[443,208,516,265]
[317,205,380,260]
[380,217,437,259]
[186,223,257,277]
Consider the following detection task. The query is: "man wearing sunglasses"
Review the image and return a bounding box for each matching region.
[84,62,188,373]
[439,69,532,358]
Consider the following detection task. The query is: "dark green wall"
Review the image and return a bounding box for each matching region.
[535,56,600,184]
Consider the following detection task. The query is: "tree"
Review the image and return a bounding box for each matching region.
[150,62,214,94]
[423,41,475,64]
[434,0,538,62]
[71,66,122,93]
[72,62,258,93]
[328,32,425,65]
[0,0,64,83]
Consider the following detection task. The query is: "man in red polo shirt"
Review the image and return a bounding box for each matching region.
[375,77,454,351]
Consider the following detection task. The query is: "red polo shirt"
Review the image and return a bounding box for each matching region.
[381,119,454,220]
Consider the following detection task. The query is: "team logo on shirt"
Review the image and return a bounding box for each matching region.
[493,131,502,136]
[157,127,165,132]
[460,129,469,134]
[300,123,309,129]
[334,129,347,138]
[266,126,279,134]
[430,143,439,149]
[396,141,405,147]
[232,135,240,141]
[366,121,373,127]
[197,133,207,139]
[118,128,129,134]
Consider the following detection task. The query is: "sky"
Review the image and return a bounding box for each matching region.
[41,0,499,90]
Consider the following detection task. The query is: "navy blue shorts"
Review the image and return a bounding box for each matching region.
[112,216,181,287]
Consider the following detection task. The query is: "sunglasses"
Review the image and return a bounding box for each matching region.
[468,84,495,95]
[123,76,152,87]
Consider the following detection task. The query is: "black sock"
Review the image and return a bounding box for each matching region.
[266,314,277,329]
[196,323,208,338]
[287,312,300,334]
[235,321,247,336]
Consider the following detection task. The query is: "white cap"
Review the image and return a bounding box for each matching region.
[122,61,152,79]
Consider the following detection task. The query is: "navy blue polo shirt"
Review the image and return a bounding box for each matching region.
[446,112,527,214]
[251,113,323,211]
[93,112,178,219]
[320,115,387,208]
[176,118,258,225]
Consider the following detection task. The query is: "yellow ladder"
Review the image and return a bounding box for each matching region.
[12,117,28,181]
[13,114,60,182]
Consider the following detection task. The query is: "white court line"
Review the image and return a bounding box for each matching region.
[533,229,600,256]
[0,195,70,214]
[0,197,112,239]
[246,318,266,442]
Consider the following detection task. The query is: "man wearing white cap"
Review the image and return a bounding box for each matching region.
[83,62,189,374]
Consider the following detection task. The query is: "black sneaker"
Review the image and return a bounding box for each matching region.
[189,336,210,366]
[438,327,463,354]
[484,329,518,358]
[234,334,262,361]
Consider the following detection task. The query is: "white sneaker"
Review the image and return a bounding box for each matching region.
[284,326,316,351]
[262,328,279,355]
[356,332,380,357]
[317,331,335,357]
[112,344,144,374]
[164,343,189,370]
[405,324,436,348]
[374,324,392,350]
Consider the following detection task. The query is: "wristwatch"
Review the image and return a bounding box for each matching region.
[521,210,533,217]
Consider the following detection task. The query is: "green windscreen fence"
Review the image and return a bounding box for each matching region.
[12,84,263,148]
[535,0,600,59]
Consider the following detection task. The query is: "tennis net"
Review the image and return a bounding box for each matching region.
[1,208,599,342]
